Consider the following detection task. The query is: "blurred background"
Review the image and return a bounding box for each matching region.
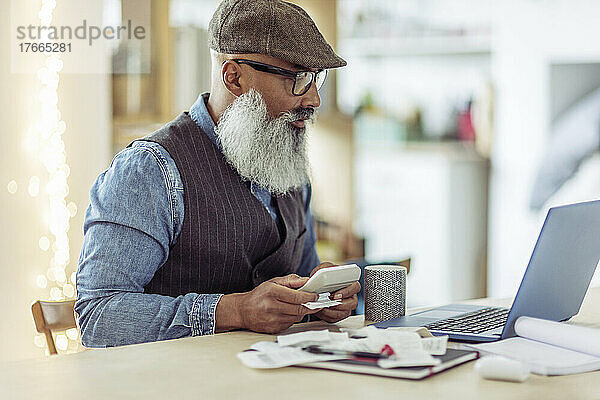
[0,0,599,361]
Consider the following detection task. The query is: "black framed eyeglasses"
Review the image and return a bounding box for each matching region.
[227,59,327,96]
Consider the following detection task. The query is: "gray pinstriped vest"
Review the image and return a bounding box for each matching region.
[135,113,307,297]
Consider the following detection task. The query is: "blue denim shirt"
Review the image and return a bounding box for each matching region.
[75,93,320,347]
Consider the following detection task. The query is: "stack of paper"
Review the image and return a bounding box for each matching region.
[237,327,449,370]
[469,317,600,375]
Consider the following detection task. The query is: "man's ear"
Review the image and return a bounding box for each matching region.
[221,61,246,97]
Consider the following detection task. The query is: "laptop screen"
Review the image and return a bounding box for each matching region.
[501,200,600,338]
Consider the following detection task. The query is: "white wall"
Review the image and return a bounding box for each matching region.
[489,0,600,298]
[354,143,488,307]
[0,1,111,361]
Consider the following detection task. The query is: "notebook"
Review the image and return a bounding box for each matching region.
[469,316,600,375]
[298,348,478,380]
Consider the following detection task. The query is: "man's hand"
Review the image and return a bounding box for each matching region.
[310,262,361,323]
[215,274,320,334]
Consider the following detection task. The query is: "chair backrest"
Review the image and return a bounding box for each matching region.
[398,258,411,274]
[31,300,77,355]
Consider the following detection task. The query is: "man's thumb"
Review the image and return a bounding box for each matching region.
[272,274,308,288]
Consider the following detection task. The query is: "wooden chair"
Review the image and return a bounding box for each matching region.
[31,300,77,355]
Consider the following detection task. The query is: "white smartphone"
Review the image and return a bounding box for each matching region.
[298,264,361,294]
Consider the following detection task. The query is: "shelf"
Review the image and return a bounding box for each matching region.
[339,35,491,57]
[354,140,488,163]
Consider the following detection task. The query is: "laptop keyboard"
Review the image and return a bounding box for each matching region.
[424,307,510,334]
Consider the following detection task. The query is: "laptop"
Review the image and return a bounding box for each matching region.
[374,199,600,342]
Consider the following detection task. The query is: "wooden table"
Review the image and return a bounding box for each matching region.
[2,288,599,400]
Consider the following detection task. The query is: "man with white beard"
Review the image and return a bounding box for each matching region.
[75,0,360,347]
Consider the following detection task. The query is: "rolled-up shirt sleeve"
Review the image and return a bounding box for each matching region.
[75,142,222,348]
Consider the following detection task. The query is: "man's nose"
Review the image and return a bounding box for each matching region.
[300,81,321,109]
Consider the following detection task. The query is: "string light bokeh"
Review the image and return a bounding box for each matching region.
[17,0,79,354]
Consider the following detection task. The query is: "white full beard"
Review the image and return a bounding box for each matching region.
[214,89,314,195]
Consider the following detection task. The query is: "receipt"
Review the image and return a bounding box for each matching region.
[302,292,342,310]
[341,326,447,355]
[421,336,448,355]
[238,346,345,369]
[367,331,423,354]
[364,330,443,368]
[378,353,441,368]
[277,330,349,347]
[341,326,433,338]
[329,338,374,352]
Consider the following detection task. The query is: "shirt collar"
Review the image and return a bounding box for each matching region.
[189,92,221,151]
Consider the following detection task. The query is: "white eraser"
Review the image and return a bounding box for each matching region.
[474,356,530,383]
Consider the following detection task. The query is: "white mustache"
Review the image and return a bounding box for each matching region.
[280,107,316,123]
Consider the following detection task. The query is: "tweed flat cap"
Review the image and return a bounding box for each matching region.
[209,0,346,69]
